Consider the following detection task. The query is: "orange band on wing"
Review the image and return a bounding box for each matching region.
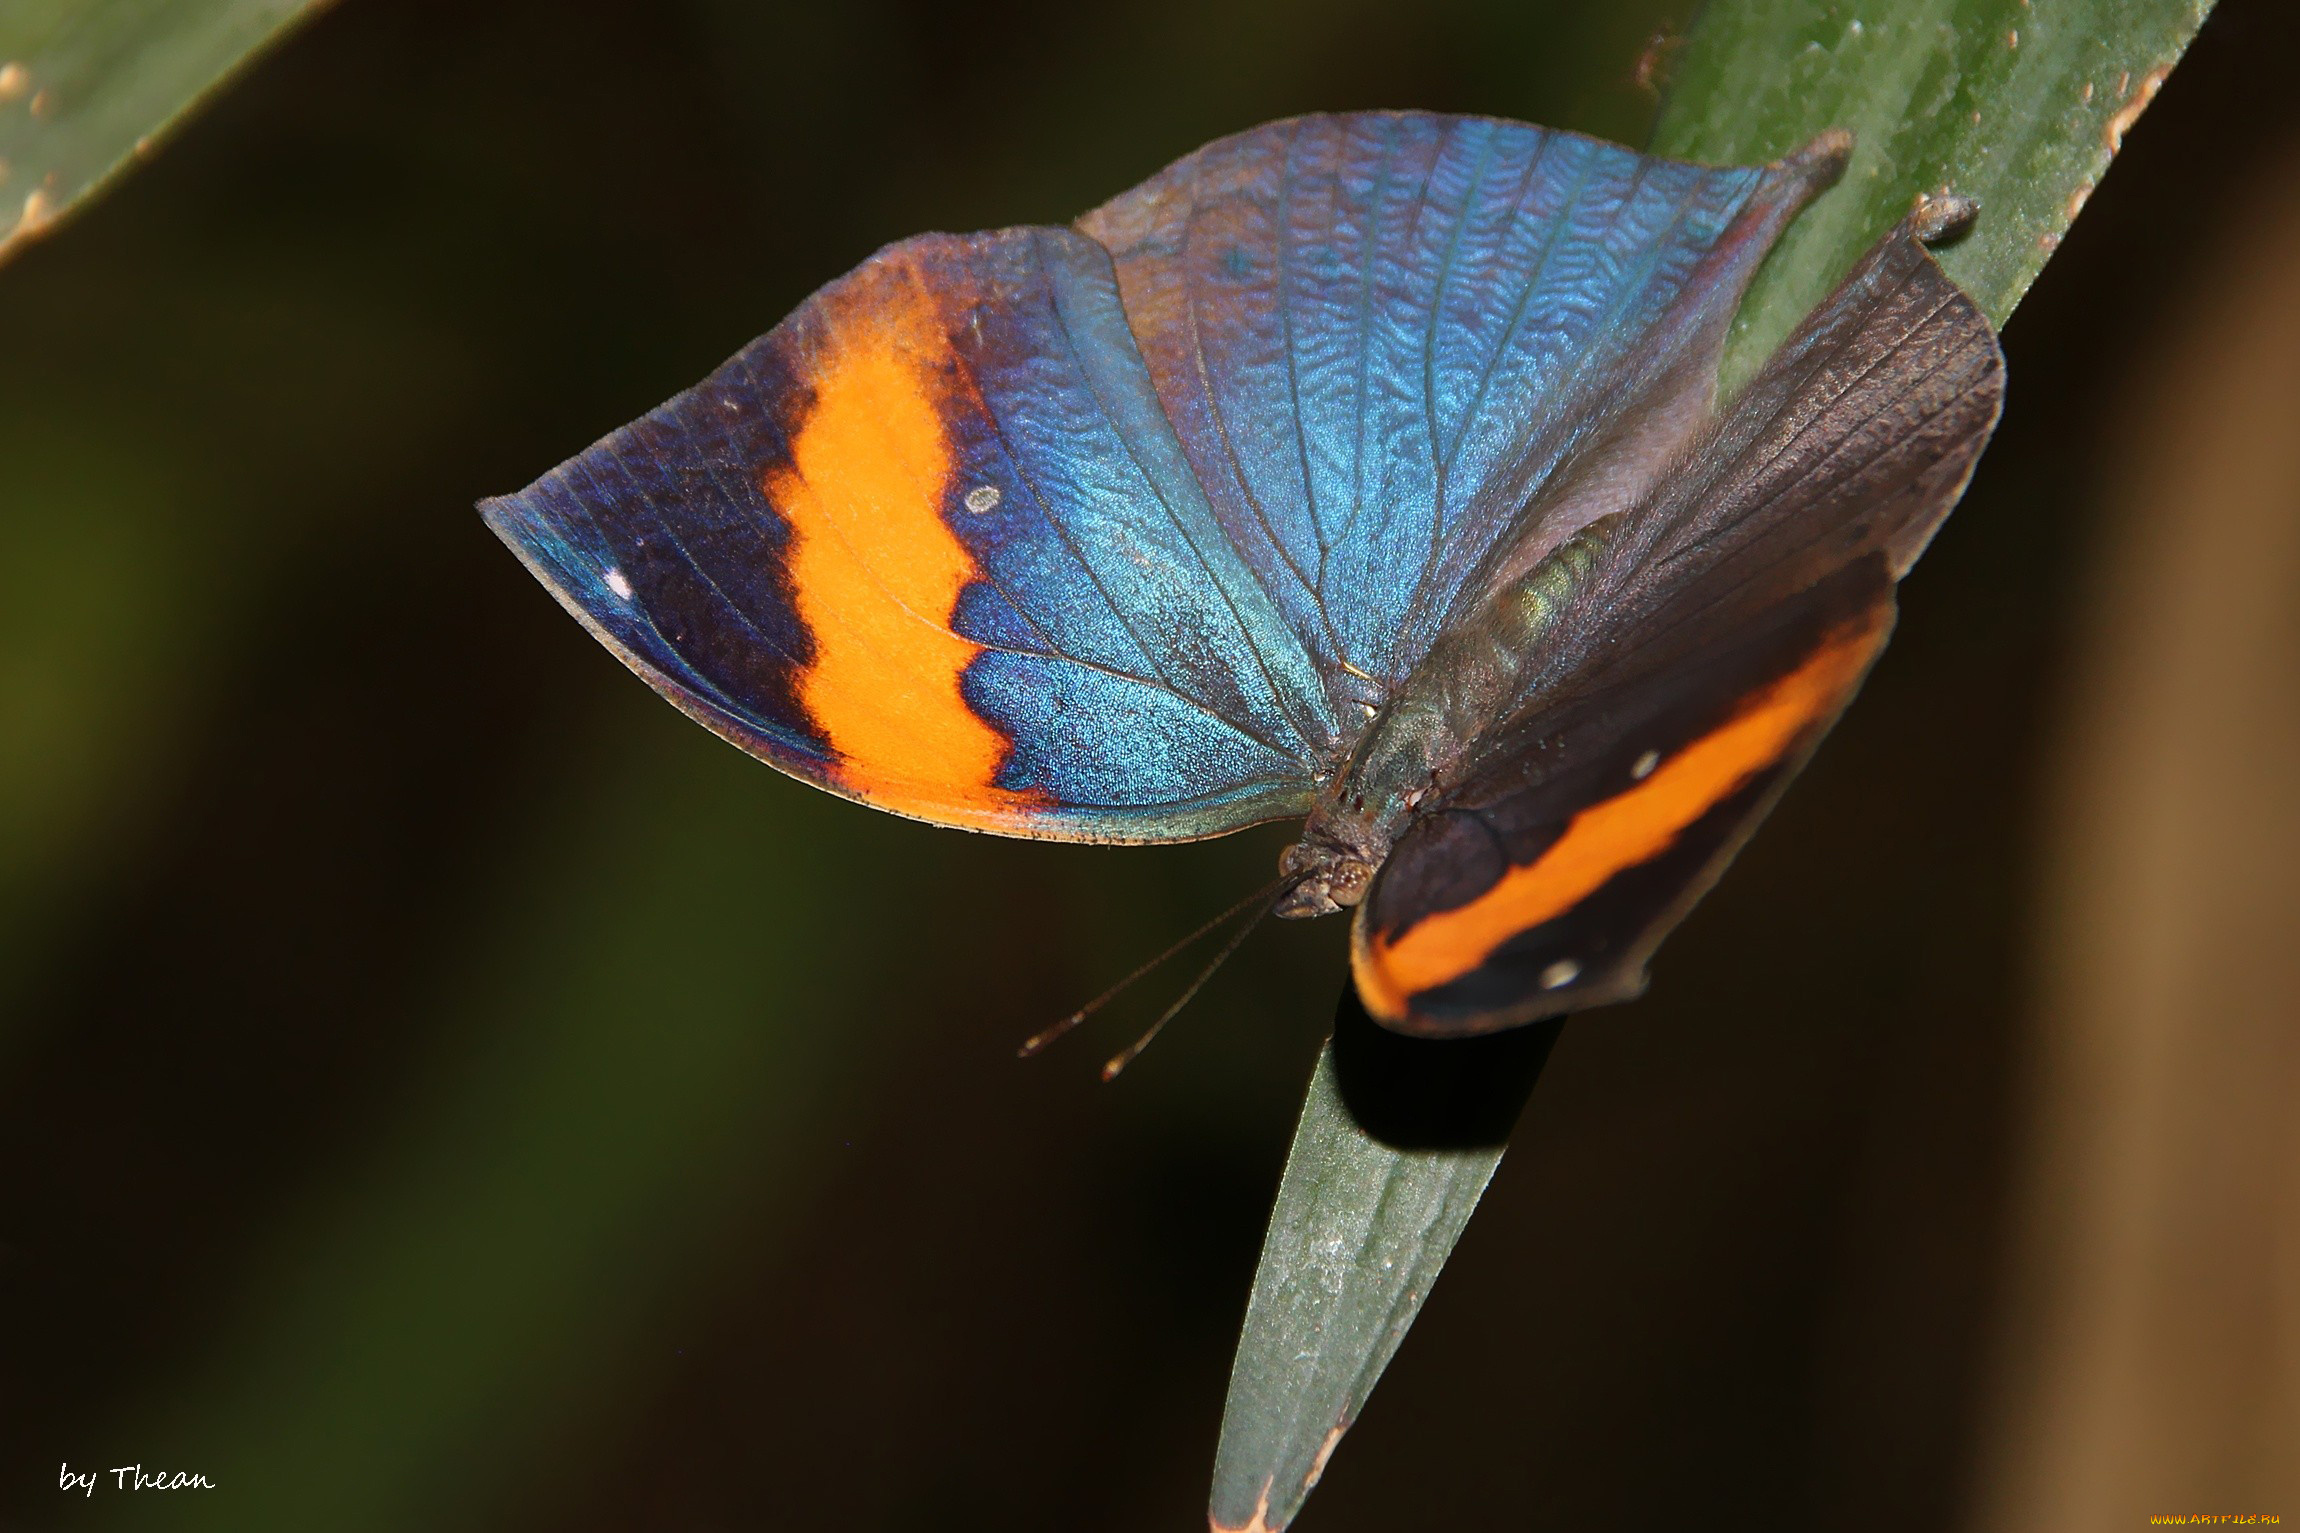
[1356,613,1888,1019]
[770,261,1042,827]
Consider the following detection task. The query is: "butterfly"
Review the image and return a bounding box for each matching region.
[481,112,2002,1041]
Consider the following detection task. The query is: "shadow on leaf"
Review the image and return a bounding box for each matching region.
[1330,986,1562,1151]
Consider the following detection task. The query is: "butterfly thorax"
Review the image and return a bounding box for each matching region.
[1275,520,1616,919]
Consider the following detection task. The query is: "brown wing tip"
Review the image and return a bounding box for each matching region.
[1776,128,1855,190]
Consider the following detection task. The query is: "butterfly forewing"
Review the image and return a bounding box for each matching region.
[484,226,1333,843]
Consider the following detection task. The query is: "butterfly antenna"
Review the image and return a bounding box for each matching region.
[1018,872,1294,1060]
[1099,894,1281,1082]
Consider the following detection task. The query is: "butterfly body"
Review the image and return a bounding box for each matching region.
[1276,514,1616,918]
[482,113,2002,1039]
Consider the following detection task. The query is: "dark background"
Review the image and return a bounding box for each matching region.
[1,1,2293,1528]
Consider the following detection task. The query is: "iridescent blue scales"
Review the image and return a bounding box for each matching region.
[483,113,2004,1036]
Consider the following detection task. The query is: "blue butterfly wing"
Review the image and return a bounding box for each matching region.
[484,112,1841,844]
[483,226,1333,841]
[1076,112,1841,695]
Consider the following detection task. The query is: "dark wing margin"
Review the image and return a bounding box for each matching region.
[1353,212,2005,1036]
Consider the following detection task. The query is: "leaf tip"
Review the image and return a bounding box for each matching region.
[1210,1481,1277,1533]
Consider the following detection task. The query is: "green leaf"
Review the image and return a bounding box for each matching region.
[1213,3,2215,1528]
[1210,1054,1498,1533]
[1653,0,2215,388]
[0,0,327,266]
[1211,1005,1558,1532]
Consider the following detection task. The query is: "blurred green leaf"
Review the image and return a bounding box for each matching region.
[0,0,326,266]
[0,240,489,1039]
[95,724,904,1533]
[1214,2,2213,1528]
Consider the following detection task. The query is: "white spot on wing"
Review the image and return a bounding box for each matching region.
[1540,959,1579,990]
[964,485,1001,514]
[1631,749,1661,780]
[605,567,634,599]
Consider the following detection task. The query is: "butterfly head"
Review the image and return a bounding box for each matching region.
[1275,838,1377,920]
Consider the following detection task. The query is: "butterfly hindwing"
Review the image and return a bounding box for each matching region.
[1354,561,1894,1033]
[1613,200,2009,657]
[1352,213,2005,1035]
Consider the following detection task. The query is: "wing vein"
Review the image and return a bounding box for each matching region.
[1653,280,1966,563]
[1023,233,1320,761]
[1422,124,1506,543]
[1276,119,1328,563]
[564,452,815,713]
[1184,237,1333,654]
[1435,146,1604,481]
[1324,115,1419,580]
